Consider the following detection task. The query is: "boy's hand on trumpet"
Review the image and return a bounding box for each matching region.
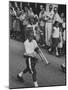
[34,47,49,64]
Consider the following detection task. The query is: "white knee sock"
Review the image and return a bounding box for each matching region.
[19,72,23,77]
[34,81,38,87]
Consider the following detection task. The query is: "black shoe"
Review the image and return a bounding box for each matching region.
[17,74,24,82]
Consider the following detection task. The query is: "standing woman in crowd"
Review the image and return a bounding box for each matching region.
[9,6,16,38]
[45,4,54,48]
[12,2,21,39]
[9,7,14,37]
[53,7,63,24]
[15,7,21,39]
[23,6,30,40]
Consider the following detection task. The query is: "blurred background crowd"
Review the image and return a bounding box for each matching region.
[9,1,66,57]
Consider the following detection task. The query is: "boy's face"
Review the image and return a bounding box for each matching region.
[28,32,34,42]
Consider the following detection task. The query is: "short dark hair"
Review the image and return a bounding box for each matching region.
[27,30,34,38]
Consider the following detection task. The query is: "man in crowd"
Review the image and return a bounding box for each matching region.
[53,7,62,24]
[45,4,54,48]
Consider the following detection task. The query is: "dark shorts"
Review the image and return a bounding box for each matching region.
[52,38,59,48]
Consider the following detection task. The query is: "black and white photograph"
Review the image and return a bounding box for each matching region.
[9,1,66,89]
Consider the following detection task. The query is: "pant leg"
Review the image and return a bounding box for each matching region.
[23,68,29,74]
[31,58,37,82]
[23,57,37,82]
[23,57,31,74]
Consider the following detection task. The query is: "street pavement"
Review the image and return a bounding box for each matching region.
[9,39,66,89]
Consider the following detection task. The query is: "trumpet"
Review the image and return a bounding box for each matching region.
[24,47,49,65]
[35,47,49,64]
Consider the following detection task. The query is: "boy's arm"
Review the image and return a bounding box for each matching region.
[33,40,41,54]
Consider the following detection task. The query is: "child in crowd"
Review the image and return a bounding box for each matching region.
[48,21,60,56]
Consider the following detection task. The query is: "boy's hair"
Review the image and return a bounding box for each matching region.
[27,29,34,38]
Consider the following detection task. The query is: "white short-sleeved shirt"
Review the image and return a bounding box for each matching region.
[52,27,60,38]
[24,39,38,54]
